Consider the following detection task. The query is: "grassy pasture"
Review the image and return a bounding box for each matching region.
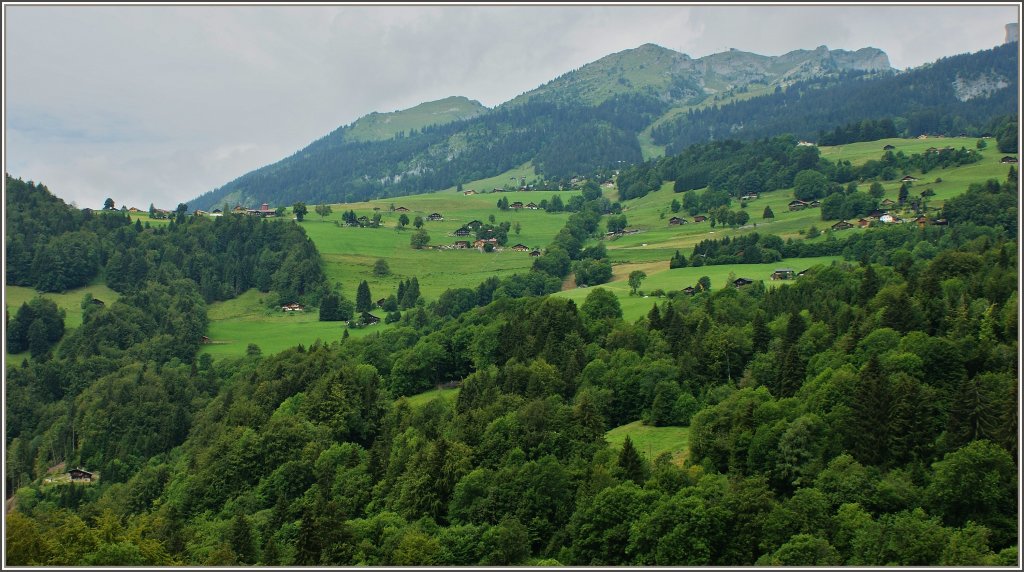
[299,188,581,301]
[5,282,122,362]
[401,387,461,409]
[200,289,392,359]
[554,256,844,322]
[606,421,691,465]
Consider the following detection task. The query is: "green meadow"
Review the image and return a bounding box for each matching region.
[298,187,581,301]
[4,282,121,362]
[402,387,461,409]
[606,421,691,465]
[200,289,390,359]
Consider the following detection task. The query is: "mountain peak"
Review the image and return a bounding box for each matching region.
[342,96,488,143]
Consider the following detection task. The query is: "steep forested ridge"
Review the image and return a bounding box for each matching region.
[6,164,1019,565]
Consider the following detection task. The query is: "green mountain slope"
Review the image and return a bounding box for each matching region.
[343,96,488,143]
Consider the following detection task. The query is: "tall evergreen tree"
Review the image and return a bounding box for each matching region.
[356,280,372,312]
[618,435,647,485]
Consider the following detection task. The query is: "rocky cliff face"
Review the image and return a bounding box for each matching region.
[953,73,1011,102]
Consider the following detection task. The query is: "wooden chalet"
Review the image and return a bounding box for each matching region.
[375,298,387,308]
[427,213,444,221]
[232,204,247,213]
[128,206,142,213]
[682,286,696,295]
[668,217,686,225]
[915,216,929,228]
[68,468,93,482]
[526,202,539,210]
[732,278,754,288]
[211,208,223,214]
[193,209,208,216]
[739,193,759,201]
[466,220,483,229]
[201,335,212,344]
[529,249,542,257]
[452,240,470,249]
[901,175,918,182]
[510,202,524,209]
[693,215,708,223]
[394,206,410,212]
[282,303,305,312]
[1001,156,1018,164]
[90,298,105,306]
[511,244,529,252]
[788,200,808,211]
[883,144,896,150]
[357,215,371,225]
[771,268,796,280]
[463,189,477,195]
[454,227,471,237]
[809,200,821,208]
[361,312,381,325]
[880,198,895,207]
[473,238,498,249]
[247,203,275,217]
[831,220,854,231]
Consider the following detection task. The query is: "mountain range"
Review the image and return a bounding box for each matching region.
[191,41,1016,209]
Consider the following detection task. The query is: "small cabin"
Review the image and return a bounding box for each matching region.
[282,303,305,312]
[771,269,795,280]
[466,220,483,229]
[682,286,696,295]
[693,215,708,223]
[901,175,918,182]
[732,278,754,288]
[395,206,410,212]
[880,198,895,207]
[453,240,470,249]
[831,220,854,231]
[1001,156,1018,164]
[788,200,808,211]
[510,202,524,209]
[883,144,895,150]
[361,312,381,325]
[463,190,477,195]
[427,213,444,221]
[90,298,105,306]
[529,250,542,257]
[526,202,539,210]
[668,217,685,225]
[511,244,529,252]
[454,227,471,237]
[68,468,93,482]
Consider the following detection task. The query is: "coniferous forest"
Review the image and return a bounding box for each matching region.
[4,152,1019,565]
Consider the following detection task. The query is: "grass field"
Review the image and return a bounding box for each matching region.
[200,289,393,359]
[606,421,691,465]
[402,387,460,408]
[298,187,581,301]
[5,282,122,362]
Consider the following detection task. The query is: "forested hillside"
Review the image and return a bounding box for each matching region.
[190,43,1014,210]
[5,162,1019,565]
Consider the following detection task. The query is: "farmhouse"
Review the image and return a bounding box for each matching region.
[427,213,444,221]
[901,176,918,182]
[233,205,247,214]
[466,220,483,229]
[510,202,524,209]
[831,220,854,231]
[282,303,305,312]
[511,244,529,252]
[788,200,809,211]
[473,238,499,249]
[394,206,410,212]
[732,278,754,288]
[693,215,708,223]
[193,209,208,216]
[463,189,477,195]
[452,240,470,249]
[526,202,539,210]
[454,227,471,237]
[68,468,93,482]
[375,298,387,308]
[739,193,758,201]
[1001,156,1018,163]
[771,269,796,280]
[880,198,895,207]
[809,200,821,208]
[858,218,872,228]
[245,203,276,217]
[128,206,142,213]
[529,249,542,256]
[361,312,381,325]
[357,215,371,225]
[668,217,687,225]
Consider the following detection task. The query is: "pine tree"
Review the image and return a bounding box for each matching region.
[356,280,372,312]
[752,310,771,353]
[617,435,647,485]
[647,303,662,330]
[228,513,256,565]
[763,205,775,219]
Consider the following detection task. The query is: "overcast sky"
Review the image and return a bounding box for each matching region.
[4,3,1019,209]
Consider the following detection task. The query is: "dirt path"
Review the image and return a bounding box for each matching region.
[561,273,577,291]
